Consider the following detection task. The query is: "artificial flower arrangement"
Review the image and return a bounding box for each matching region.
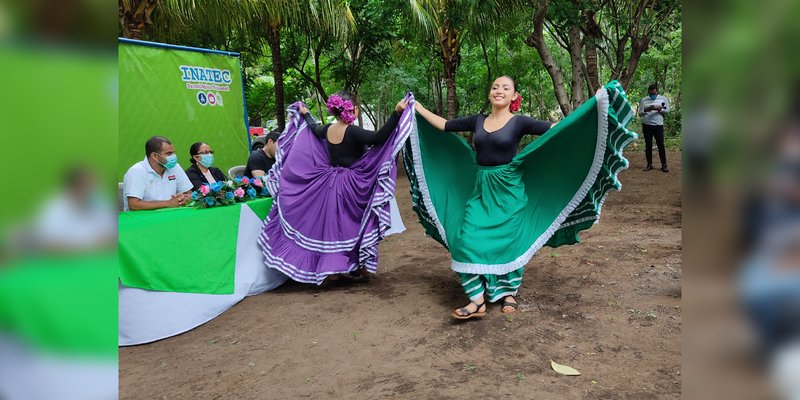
[189,175,271,208]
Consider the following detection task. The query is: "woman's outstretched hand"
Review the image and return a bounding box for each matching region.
[412,101,447,131]
[298,104,309,115]
[396,99,409,113]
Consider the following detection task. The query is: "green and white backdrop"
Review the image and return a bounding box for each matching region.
[118,39,250,182]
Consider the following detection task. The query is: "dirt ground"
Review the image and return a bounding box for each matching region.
[120,150,682,400]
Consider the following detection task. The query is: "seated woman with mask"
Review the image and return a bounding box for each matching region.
[185,142,227,190]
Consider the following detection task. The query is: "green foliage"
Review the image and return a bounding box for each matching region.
[629,26,682,139]
[143,1,682,143]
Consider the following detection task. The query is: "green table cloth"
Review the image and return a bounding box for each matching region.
[118,198,273,294]
[0,253,117,358]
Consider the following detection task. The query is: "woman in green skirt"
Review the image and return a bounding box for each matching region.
[406,76,637,319]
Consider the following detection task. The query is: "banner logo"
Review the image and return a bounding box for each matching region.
[180,65,232,99]
[197,91,224,107]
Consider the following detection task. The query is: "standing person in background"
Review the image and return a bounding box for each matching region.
[638,83,671,172]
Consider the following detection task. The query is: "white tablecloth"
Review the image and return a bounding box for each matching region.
[119,198,406,345]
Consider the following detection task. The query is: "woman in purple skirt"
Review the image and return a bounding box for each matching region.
[258,91,413,285]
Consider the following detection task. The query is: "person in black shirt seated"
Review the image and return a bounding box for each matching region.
[244,131,279,178]
[298,92,405,167]
[185,141,227,190]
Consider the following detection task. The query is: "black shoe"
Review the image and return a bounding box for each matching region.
[643,165,653,171]
[661,165,669,172]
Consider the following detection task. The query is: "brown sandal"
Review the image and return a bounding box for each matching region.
[453,301,486,320]
[501,296,519,314]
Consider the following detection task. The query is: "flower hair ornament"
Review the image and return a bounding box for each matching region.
[510,93,522,113]
[326,94,357,124]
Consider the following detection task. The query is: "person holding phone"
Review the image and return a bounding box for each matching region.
[638,83,671,172]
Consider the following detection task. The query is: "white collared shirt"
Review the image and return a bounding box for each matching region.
[35,192,116,248]
[123,157,192,210]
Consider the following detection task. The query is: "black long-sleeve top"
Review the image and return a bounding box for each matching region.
[185,164,227,190]
[303,112,402,167]
[444,114,551,166]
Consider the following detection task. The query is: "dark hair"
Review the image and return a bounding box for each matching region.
[63,165,91,189]
[189,142,207,164]
[332,91,354,103]
[265,131,280,144]
[648,84,659,91]
[497,75,517,91]
[145,136,171,157]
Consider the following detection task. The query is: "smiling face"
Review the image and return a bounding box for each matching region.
[489,76,517,110]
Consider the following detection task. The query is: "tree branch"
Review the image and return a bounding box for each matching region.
[478,34,492,114]
[525,0,572,115]
[544,20,571,52]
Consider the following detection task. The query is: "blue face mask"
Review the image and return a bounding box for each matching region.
[649,94,658,100]
[199,154,214,168]
[159,154,178,169]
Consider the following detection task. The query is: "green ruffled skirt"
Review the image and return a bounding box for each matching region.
[403,81,637,276]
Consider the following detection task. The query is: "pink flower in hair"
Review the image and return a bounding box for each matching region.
[339,110,356,124]
[326,94,357,124]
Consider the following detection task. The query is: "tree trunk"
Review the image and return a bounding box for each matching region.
[479,36,492,114]
[525,0,572,116]
[620,36,650,89]
[433,72,444,116]
[377,89,384,126]
[586,43,600,92]
[353,84,363,127]
[533,73,547,116]
[439,21,460,119]
[583,9,601,94]
[443,68,457,118]
[527,85,534,114]
[312,40,330,102]
[611,35,629,81]
[316,92,325,122]
[267,24,285,131]
[568,24,585,110]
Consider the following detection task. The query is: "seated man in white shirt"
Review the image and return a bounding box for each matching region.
[123,136,193,211]
[35,165,116,250]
